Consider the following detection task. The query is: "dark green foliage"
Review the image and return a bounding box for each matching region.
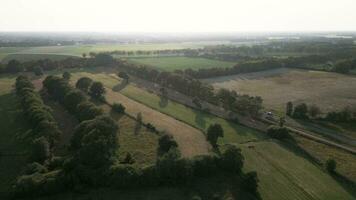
[70,116,118,168]
[62,71,71,80]
[325,107,355,122]
[219,145,244,174]
[191,155,219,177]
[110,165,143,188]
[75,77,93,92]
[47,157,65,170]
[6,59,23,73]
[31,137,50,163]
[146,123,156,132]
[76,101,103,122]
[242,171,259,195]
[63,90,87,113]
[267,126,290,140]
[286,101,293,116]
[207,123,224,147]
[326,159,337,173]
[89,81,106,99]
[112,103,125,113]
[158,134,178,154]
[308,104,321,118]
[123,153,135,164]
[24,162,48,175]
[93,53,115,66]
[293,103,308,119]
[118,71,129,82]
[43,75,71,102]
[33,66,44,76]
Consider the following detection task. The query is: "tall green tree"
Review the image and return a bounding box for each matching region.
[206,123,224,147]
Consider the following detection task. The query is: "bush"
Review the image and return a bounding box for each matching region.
[158,134,178,154]
[326,159,336,173]
[75,77,93,92]
[76,101,103,122]
[112,103,125,113]
[89,81,106,99]
[267,126,290,140]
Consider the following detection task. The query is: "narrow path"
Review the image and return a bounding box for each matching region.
[105,89,211,158]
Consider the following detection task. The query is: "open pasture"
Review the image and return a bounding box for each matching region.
[204,68,356,113]
[129,56,236,71]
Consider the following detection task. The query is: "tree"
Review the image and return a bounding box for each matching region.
[242,171,259,195]
[63,90,87,113]
[76,101,103,121]
[158,134,178,154]
[279,117,286,127]
[75,77,93,92]
[286,102,293,116]
[93,53,115,66]
[89,81,106,99]
[118,71,129,83]
[6,59,23,73]
[267,125,290,140]
[220,145,244,173]
[206,124,224,147]
[112,103,125,113]
[31,137,50,163]
[62,71,71,81]
[326,159,336,173]
[309,104,321,118]
[293,103,308,119]
[33,66,44,76]
[82,53,87,58]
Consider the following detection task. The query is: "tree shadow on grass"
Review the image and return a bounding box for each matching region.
[159,96,168,108]
[109,109,124,121]
[194,110,207,130]
[330,171,356,198]
[112,81,128,92]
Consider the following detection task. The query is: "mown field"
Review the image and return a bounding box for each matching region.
[128,56,236,71]
[204,68,356,114]
[64,69,355,200]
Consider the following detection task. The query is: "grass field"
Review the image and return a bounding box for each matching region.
[240,141,354,200]
[129,56,236,71]
[0,76,31,197]
[204,68,356,113]
[2,53,77,63]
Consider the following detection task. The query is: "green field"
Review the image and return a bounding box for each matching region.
[2,53,77,63]
[0,42,228,62]
[129,56,236,71]
[65,70,354,200]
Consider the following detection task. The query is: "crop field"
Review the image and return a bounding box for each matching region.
[0,42,228,62]
[204,68,356,113]
[0,76,31,196]
[128,56,236,71]
[241,141,353,200]
[294,134,356,183]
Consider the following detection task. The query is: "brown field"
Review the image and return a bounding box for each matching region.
[104,89,211,158]
[204,68,356,113]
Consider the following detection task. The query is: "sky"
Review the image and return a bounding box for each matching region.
[0,0,355,32]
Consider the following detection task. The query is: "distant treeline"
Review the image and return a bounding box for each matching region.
[0,41,76,47]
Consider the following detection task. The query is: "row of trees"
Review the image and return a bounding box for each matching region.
[117,60,263,116]
[287,102,356,123]
[15,75,62,163]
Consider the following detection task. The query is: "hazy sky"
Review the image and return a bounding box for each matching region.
[1,0,355,32]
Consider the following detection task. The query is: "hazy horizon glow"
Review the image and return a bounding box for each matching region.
[1,0,356,32]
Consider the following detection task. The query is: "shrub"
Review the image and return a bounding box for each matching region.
[242,171,259,195]
[267,126,290,140]
[62,71,71,80]
[75,77,93,92]
[112,103,125,113]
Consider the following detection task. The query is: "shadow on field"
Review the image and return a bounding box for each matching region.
[194,110,207,129]
[112,81,128,92]
[159,96,168,108]
[331,172,356,198]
